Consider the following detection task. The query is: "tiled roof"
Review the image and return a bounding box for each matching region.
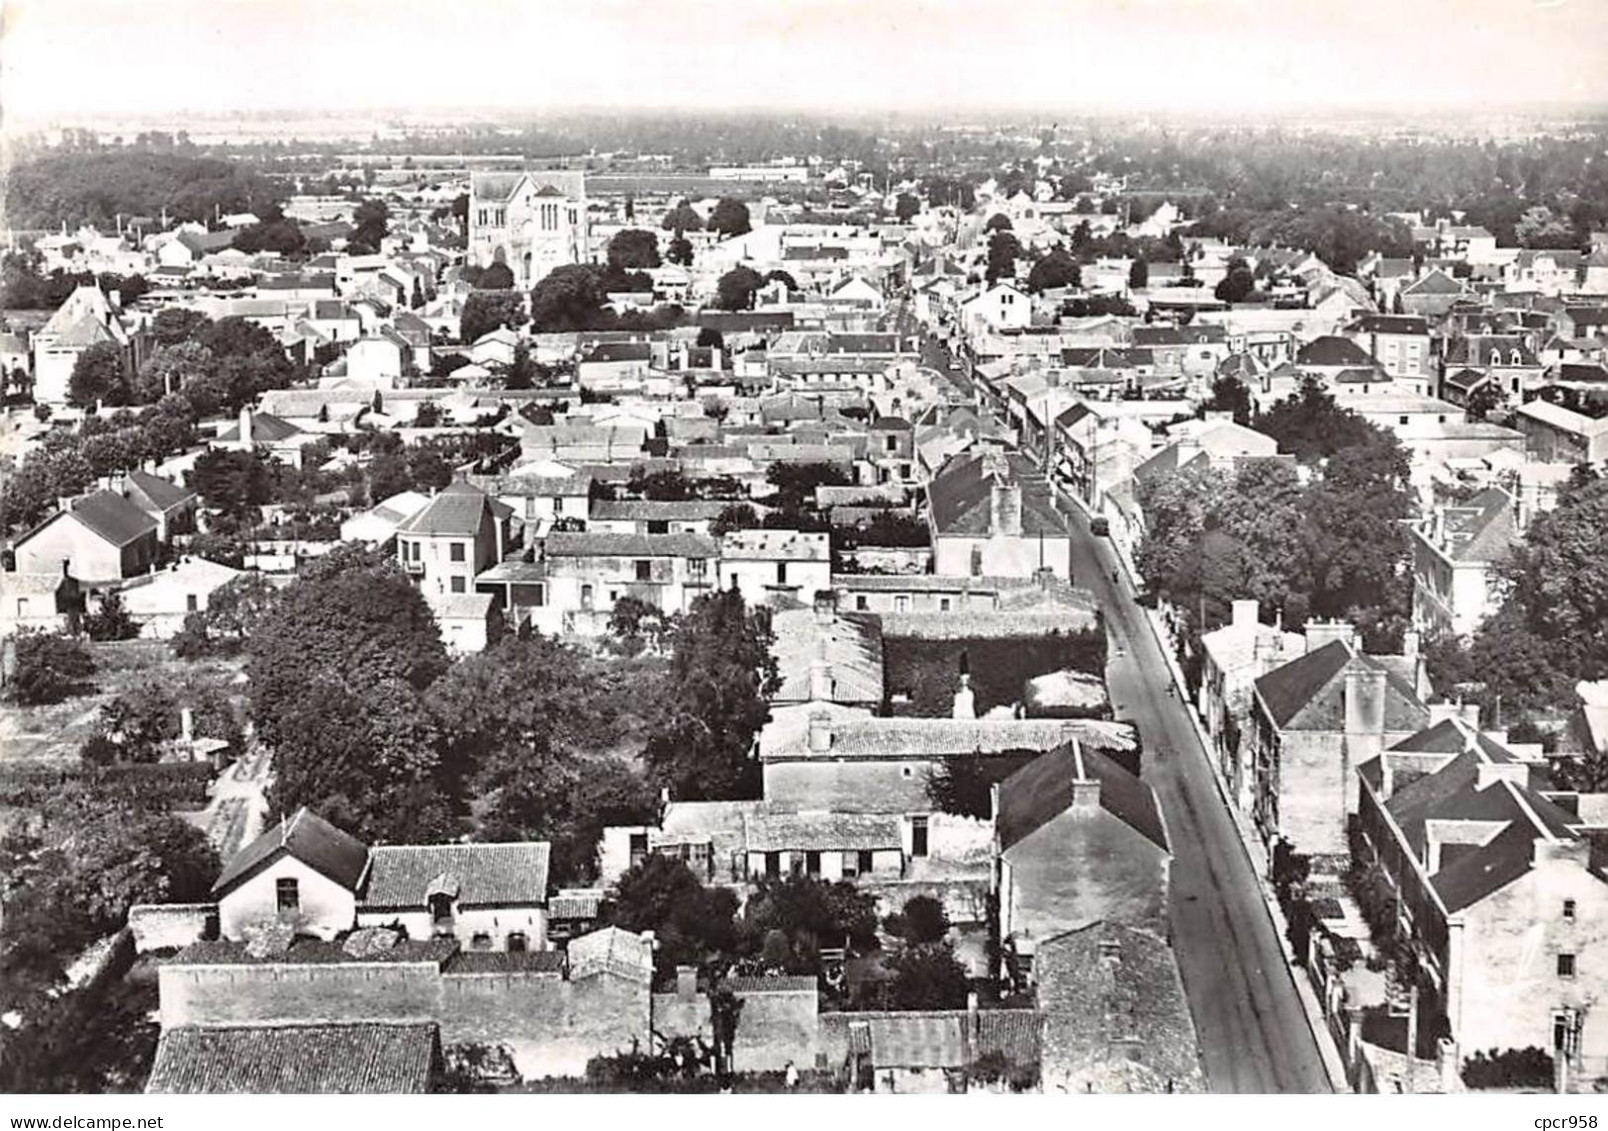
[976,1008,1043,1068]
[723,975,818,994]
[761,709,1096,762]
[865,1012,969,1068]
[721,528,831,561]
[744,811,902,852]
[548,891,603,920]
[146,1022,437,1094]
[1347,314,1430,336]
[443,949,566,974]
[169,937,456,966]
[589,498,730,522]
[396,482,499,538]
[213,807,370,897]
[1036,922,1204,1093]
[215,412,302,443]
[1401,269,1465,296]
[997,743,1168,852]
[544,531,718,559]
[771,608,884,705]
[360,842,550,909]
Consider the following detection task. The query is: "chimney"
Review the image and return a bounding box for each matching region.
[651,338,670,370]
[710,346,723,372]
[1071,775,1102,813]
[1231,599,1259,631]
[813,588,837,625]
[239,405,253,447]
[1401,629,1420,662]
[990,483,1023,537]
[1437,1038,1460,1095]
[809,658,834,703]
[1481,728,1509,747]
[1304,619,1356,654]
[952,672,977,720]
[1460,702,1480,728]
[677,341,690,371]
[1427,702,1464,726]
[180,707,194,744]
[807,710,833,752]
[675,965,698,1002]
[1475,759,1528,791]
[1344,665,1388,741]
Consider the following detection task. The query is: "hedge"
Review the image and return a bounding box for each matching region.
[0,761,212,810]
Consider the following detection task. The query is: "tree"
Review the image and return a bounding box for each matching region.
[985,230,1022,284]
[530,265,606,332]
[1466,381,1504,421]
[477,262,515,290]
[925,757,996,819]
[708,198,752,238]
[170,571,279,658]
[716,265,765,312]
[665,232,694,267]
[894,193,920,223]
[1256,377,1380,464]
[6,631,95,706]
[250,548,452,842]
[607,854,740,975]
[83,591,139,642]
[644,588,778,800]
[742,875,879,972]
[351,197,389,251]
[1025,248,1080,293]
[882,942,969,1010]
[763,269,798,292]
[984,213,1013,232]
[459,289,524,342]
[1201,375,1253,426]
[148,307,213,347]
[608,229,662,271]
[1129,256,1150,290]
[696,326,725,350]
[886,895,949,945]
[134,342,215,406]
[711,503,760,537]
[661,200,704,232]
[67,341,128,408]
[1214,257,1256,303]
[196,317,297,411]
[191,449,273,517]
[233,216,306,257]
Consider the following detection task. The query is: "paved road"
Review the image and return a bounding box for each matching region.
[1063,501,1333,1093]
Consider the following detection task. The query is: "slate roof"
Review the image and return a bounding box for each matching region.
[360,842,550,909]
[213,807,371,897]
[927,450,1068,539]
[1254,640,1426,732]
[1296,336,1374,367]
[1402,269,1465,296]
[1347,314,1430,336]
[61,490,158,547]
[544,531,718,559]
[215,412,302,443]
[125,469,196,512]
[997,743,1168,852]
[1425,487,1518,563]
[146,1022,437,1094]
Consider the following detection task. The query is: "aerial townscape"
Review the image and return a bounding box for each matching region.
[5,1,1608,1103]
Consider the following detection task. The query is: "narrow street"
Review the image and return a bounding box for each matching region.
[913,328,1333,1091]
[1066,500,1334,1093]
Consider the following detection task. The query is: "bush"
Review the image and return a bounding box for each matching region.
[6,630,96,705]
[83,591,141,641]
[1461,1047,1554,1090]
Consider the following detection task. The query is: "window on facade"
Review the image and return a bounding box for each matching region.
[15,598,27,618]
[429,893,454,925]
[856,595,869,611]
[186,594,199,613]
[276,877,299,912]
[450,576,466,594]
[581,584,594,608]
[450,542,466,562]
[1564,899,1577,920]
[886,435,898,452]
[858,850,874,875]
[635,559,652,582]
[776,562,788,585]
[688,558,707,582]
[806,850,822,876]
[940,598,952,612]
[471,932,493,951]
[765,851,781,878]
[1559,953,1577,978]
[648,520,669,535]
[911,817,929,857]
[895,595,911,613]
[507,932,528,953]
[1399,416,1409,426]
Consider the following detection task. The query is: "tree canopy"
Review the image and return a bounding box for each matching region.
[715,266,765,312]
[1025,247,1080,293]
[460,289,524,342]
[661,200,704,232]
[530,265,607,332]
[707,198,752,238]
[608,229,662,271]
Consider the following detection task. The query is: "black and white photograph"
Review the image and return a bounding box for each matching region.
[2,0,1608,1107]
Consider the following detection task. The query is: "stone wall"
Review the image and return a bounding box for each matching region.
[130,903,216,953]
[158,961,442,1029]
[440,970,649,1080]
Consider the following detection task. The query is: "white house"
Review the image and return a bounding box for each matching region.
[960,283,1031,334]
[717,529,832,608]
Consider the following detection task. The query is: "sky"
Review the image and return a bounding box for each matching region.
[3,0,1607,124]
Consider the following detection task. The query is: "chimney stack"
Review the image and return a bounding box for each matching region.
[809,658,835,703]
[951,673,977,720]
[239,405,253,447]
[1401,629,1420,660]
[1071,773,1102,813]
[990,483,1023,537]
[180,707,194,744]
[1231,599,1259,632]
[812,588,837,625]
[807,710,833,753]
